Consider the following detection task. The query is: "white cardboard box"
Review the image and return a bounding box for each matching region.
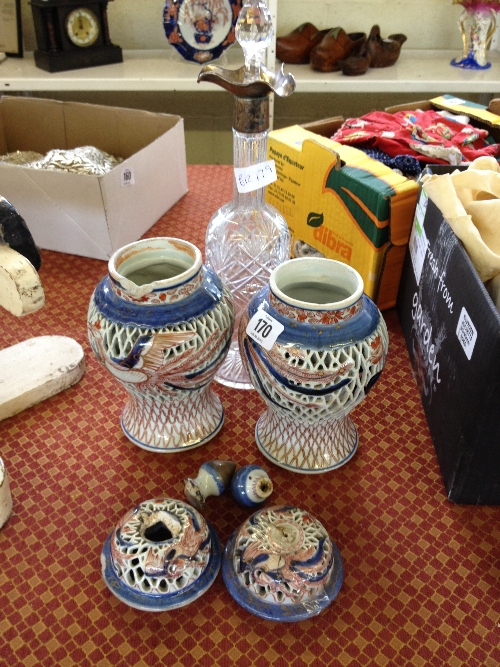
[0,97,188,260]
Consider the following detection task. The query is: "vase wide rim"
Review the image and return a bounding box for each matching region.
[108,237,203,298]
[269,257,364,311]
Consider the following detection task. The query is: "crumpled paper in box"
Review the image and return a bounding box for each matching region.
[422,156,500,308]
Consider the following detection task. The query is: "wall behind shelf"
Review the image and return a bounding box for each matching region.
[14,0,490,163]
[17,88,486,165]
[18,0,466,53]
[275,0,464,50]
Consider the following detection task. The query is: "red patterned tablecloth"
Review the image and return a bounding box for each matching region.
[1,165,499,667]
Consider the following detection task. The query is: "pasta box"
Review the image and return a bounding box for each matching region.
[266,124,419,310]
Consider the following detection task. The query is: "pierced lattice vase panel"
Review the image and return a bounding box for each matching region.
[239,257,388,473]
[88,238,234,452]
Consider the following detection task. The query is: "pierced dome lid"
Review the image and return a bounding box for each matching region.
[101,498,221,611]
[222,505,343,621]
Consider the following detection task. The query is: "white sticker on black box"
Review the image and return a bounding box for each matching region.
[234,160,277,194]
[246,310,284,351]
[121,166,135,186]
[409,191,429,286]
[456,307,477,360]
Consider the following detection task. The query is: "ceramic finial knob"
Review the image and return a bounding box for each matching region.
[185,460,237,510]
[231,464,273,507]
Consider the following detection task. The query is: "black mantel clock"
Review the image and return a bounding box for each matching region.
[30,0,123,72]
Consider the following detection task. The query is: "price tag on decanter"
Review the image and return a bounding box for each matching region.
[234,160,277,194]
[246,309,284,351]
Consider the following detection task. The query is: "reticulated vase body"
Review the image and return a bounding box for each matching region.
[205,129,291,390]
[239,257,388,474]
[451,8,497,70]
[88,237,234,452]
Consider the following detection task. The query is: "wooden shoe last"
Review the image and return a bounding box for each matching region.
[276,22,329,64]
[310,28,366,72]
[366,25,407,68]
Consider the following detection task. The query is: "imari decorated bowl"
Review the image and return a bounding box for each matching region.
[101,498,221,611]
[222,505,343,621]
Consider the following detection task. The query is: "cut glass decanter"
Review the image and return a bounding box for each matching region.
[198,0,295,389]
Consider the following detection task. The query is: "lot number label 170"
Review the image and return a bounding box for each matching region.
[246,310,284,351]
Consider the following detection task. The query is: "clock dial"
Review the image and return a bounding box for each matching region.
[66,8,100,47]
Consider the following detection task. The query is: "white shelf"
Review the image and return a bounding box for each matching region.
[1,49,500,95]
[287,50,500,94]
[0,49,244,93]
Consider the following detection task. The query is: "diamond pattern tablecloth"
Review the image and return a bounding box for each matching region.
[1,165,500,667]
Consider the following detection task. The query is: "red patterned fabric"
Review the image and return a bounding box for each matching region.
[332,110,500,164]
[0,165,499,667]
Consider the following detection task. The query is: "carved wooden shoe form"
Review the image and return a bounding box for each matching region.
[338,50,371,76]
[366,25,407,68]
[310,28,366,72]
[276,22,330,64]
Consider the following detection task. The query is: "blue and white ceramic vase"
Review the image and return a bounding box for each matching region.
[223,505,343,621]
[101,498,221,611]
[239,257,388,474]
[230,464,273,507]
[88,237,234,452]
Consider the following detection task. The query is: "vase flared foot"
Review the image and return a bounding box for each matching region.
[255,410,359,474]
[450,55,491,70]
[121,391,225,453]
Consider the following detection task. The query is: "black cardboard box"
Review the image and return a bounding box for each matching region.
[396,184,500,504]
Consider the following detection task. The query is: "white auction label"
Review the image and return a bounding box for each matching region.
[246,309,284,351]
[121,166,135,186]
[456,307,477,360]
[234,160,277,194]
[409,191,429,286]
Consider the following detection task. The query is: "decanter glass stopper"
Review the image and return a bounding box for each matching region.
[236,0,273,81]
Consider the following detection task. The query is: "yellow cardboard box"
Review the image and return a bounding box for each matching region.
[266,125,420,310]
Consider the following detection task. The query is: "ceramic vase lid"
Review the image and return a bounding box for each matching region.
[222,505,343,621]
[101,498,221,611]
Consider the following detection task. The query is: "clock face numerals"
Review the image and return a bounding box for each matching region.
[66,8,100,47]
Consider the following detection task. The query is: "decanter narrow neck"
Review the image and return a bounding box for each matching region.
[233,96,269,133]
[232,128,268,205]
